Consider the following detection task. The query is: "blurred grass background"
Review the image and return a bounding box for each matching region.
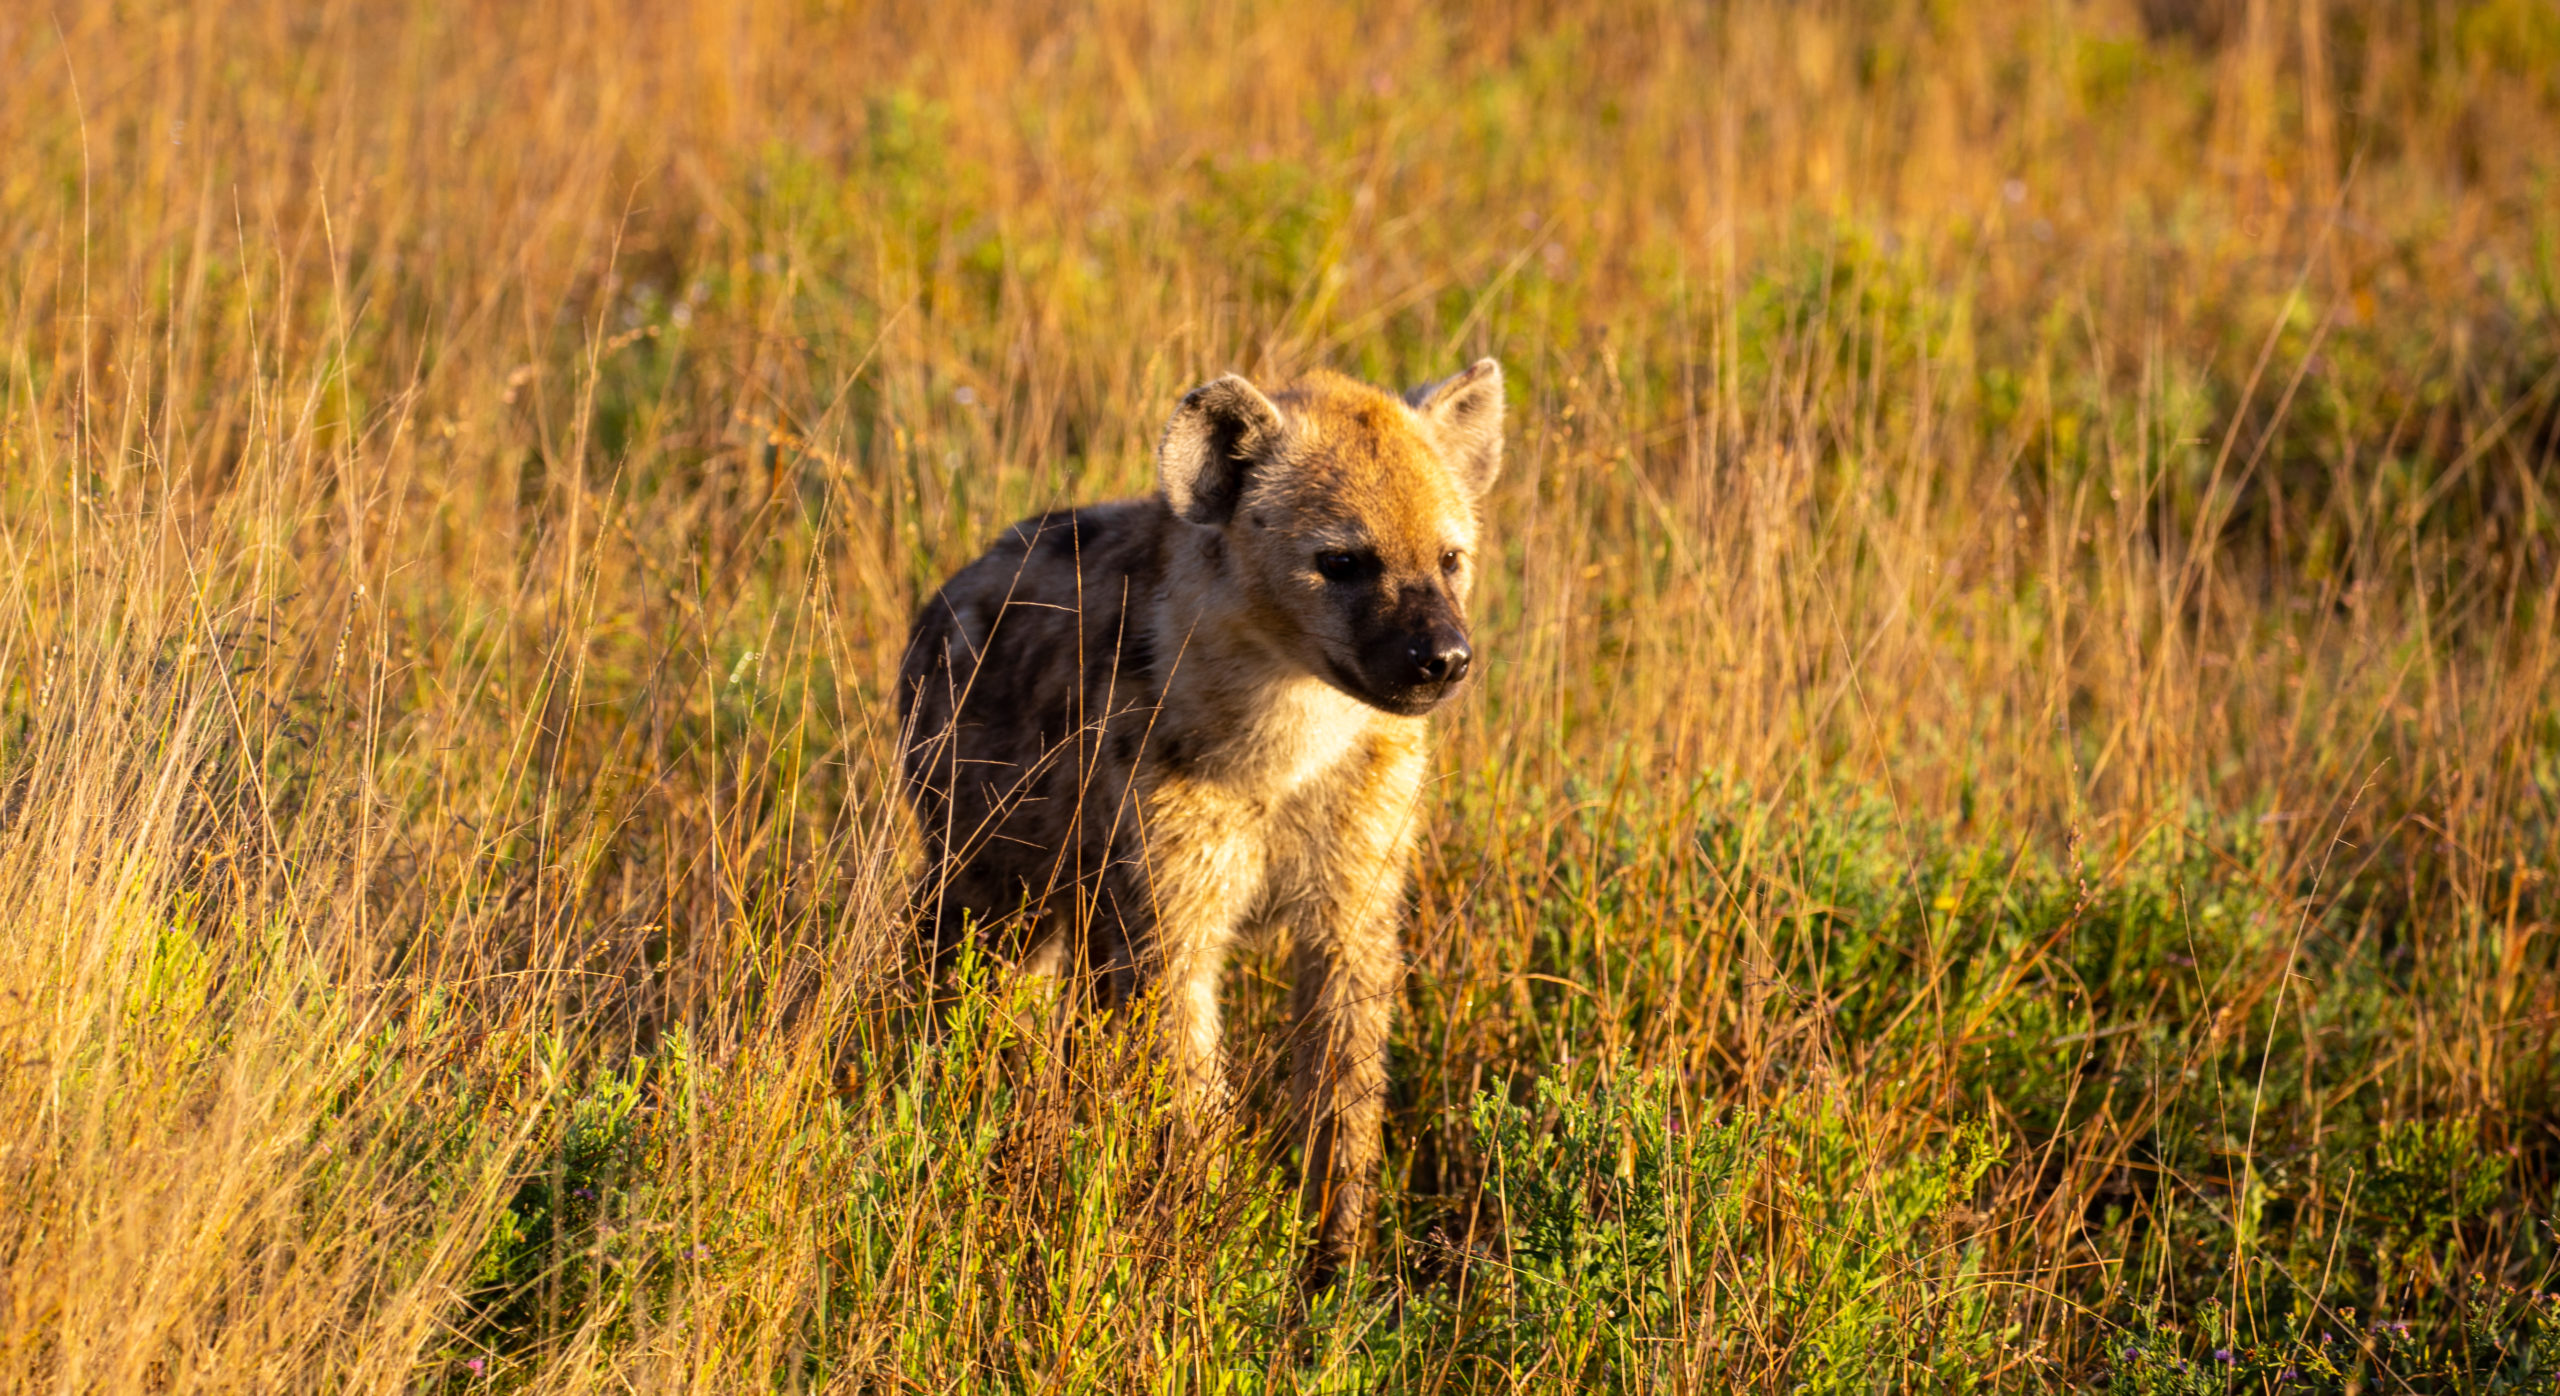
[2,0,2557,1388]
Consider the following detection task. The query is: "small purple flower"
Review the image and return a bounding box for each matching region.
[2320,1332,2334,1344]
[465,1357,485,1375]
[2214,1348,2234,1365]
[2122,1346,2141,1360]
[2280,1370,2299,1384]
[572,1186,596,1200]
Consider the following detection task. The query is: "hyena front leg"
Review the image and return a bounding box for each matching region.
[1127,780,1267,1121]
[1286,869,1404,1276]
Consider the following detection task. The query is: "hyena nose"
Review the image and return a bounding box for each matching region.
[1412,632,1472,686]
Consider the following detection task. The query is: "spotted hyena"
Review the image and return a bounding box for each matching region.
[897,359,1503,1271]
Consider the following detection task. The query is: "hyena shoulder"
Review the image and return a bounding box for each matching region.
[898,500,1169,737]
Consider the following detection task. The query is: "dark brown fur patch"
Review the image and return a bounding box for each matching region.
[898,499,1169,963]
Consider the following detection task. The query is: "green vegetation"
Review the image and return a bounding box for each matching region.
[1,0,2555,1388]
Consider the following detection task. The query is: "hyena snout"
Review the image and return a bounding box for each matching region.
[1353,593,1473,714]
[1404,624,1471,687]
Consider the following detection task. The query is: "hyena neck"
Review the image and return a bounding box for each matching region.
[1144,549,1407,793]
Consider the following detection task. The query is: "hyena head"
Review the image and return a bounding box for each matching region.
[1157,360,1504,717]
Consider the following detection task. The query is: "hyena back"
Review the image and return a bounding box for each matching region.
[897,360,1503,1270]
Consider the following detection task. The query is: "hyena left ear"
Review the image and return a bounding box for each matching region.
[1407,358,1504,498]
[1159,374,1287,526]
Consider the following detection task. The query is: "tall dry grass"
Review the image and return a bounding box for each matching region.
[1,0,2556,1388]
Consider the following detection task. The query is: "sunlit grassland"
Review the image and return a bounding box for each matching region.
[2,0,2557,1389]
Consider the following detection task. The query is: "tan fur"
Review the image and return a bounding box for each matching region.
[898,361,1503,1272]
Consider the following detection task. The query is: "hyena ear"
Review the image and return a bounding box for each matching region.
[1407,358,1504,498]
[1158,374,1286,526]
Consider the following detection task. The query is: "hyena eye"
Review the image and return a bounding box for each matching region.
[1440,549,1463,574]
[1314,551,1365,583]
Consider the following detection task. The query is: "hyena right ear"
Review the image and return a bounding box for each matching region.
[1158,374,1286,526]
[1407,358,1504,499]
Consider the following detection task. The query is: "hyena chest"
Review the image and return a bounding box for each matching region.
[1133,672,1375,808]
[1107,674,1384,914]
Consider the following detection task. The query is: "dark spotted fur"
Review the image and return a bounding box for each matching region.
[899,500,1167,1000]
